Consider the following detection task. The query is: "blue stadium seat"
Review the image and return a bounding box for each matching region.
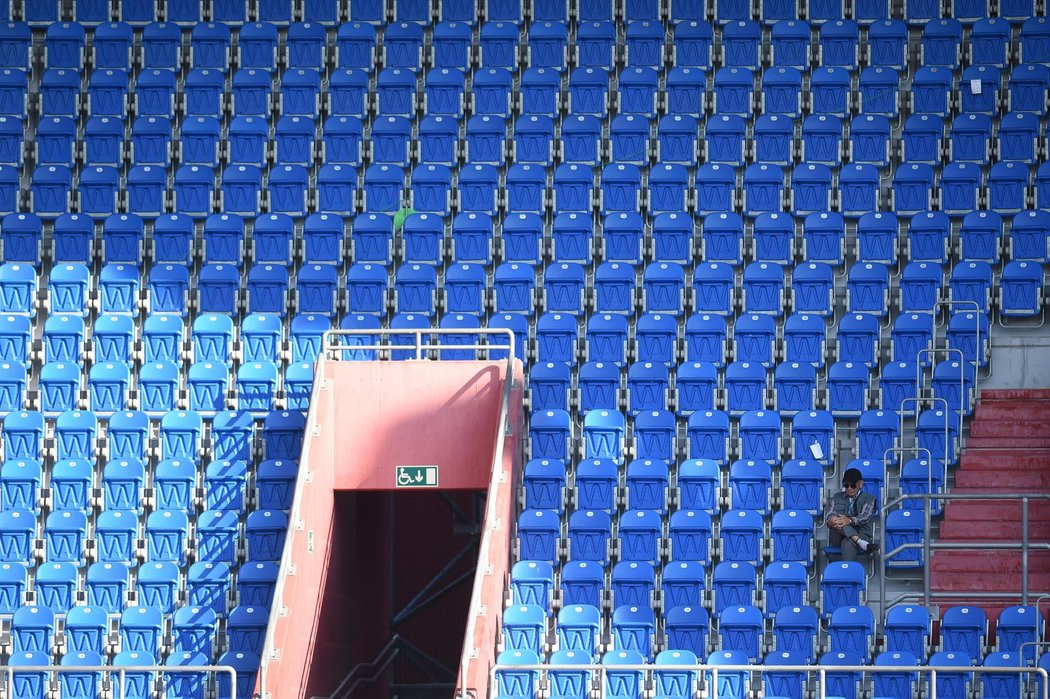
[987,162,1028,215]
[965,15,1007,65]
[349,215,391,265]
[582,409,625,462]
[729,458,772,511]
[676,457,721,515]
[735,314,776,366]
[696,166,738,218]
[625,19,663,65]
[704,114,747,166]
[753,115,793,166]
[959,65,1000,115]
[35,562,76,610]
[328,70,369,118]
[742,262,785,316]
[0,68,26,120]
[828,603,874,657]
[97,510,142,563]
[940,605,987,659]
[138,361,180,413]
[919,17,962,67]
[711,562,757,618]
[692,261,734,314]
[926,650,972,699]
[770,20,811,68]
[103,455,146,507]
[35,116,76,166]
[713,67,755,117]
[722,505,764,566]
[459,164,500,215]
[961,206,1003,261]
[897,261,941,315]
[725,361,766,416]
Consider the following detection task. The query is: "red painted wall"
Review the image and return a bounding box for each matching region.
[330,361,507,491]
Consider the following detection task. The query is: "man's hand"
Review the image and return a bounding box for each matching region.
[827,515,851,529]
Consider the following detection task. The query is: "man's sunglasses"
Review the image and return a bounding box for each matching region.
[843,482,859,488]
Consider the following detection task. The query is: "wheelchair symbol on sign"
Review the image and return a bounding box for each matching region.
[397,469,415,486]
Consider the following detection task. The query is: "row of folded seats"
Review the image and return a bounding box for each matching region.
[1,233,1042,315]
[2,209,1045,271]
[495,610,1048,699]
[521,452,947,516]
[3,13,1048,77]
[4,0,1046,27]
[3,61,1049,147]
[502,575,1046,665]
[0,408,305,464]
[6,158,1050,220]
[9,112,1050,187]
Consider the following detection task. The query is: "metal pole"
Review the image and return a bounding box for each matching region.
[1023,496,1030,605]
[878,446,934,624]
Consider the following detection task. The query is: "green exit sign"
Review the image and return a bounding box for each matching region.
[396,465,439,488]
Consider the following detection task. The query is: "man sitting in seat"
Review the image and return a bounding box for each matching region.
[825,467,879,560]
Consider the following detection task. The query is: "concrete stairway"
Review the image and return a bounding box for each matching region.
[929,389,1050,617]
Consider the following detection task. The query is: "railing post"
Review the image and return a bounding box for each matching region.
[879,446,934,624]
[1023,496,1030,605]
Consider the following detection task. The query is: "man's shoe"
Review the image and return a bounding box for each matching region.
[865,542,879,555]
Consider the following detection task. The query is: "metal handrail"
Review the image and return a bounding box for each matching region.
[323,327,516,362]
[877,492,1050,621]
[878,445,935,621]
[488,661,1048,699]
[1,665,237,699]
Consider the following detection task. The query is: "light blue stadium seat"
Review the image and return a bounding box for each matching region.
[3,410,44,461]
[600,648,647,699]
[48,264,90,316]
[137,361,179,413]
[0,505,34,562]
[494,649,541,699]
[35,561,78,612]
[130,564,175,615]
[0,458,41,511]
[680,457,722,512]
[510,560,555,609]
[101,451,145,508]
[97,510,138,566]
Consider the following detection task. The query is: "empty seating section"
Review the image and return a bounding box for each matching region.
[0,0,1042,693]
[463,0,1050,691]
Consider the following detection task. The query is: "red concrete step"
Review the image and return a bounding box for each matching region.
[974,402,1050,423]
[980,389,1050,401]
[940,518,1050,539]
[964,437,1050,450]
[959,452,1050,471]
[943,501,1050,519]
[969,419,1050,438]
[930,550,1050,574]
[955,470,1050,489]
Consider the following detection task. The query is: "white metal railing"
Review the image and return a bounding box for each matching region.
[489,661,1049,699]
[878,491,1050,617]
[1,665,238,699]
[322,327,516,364]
